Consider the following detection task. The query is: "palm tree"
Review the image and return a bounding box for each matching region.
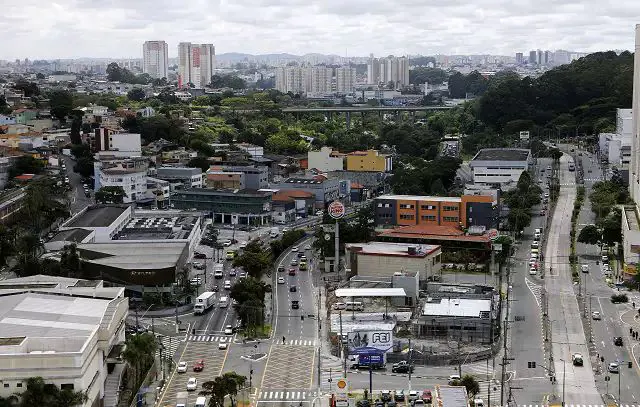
[122,333,157,387]
[0,395,18,407]
[14,377,57,406]
[51,388,87,407]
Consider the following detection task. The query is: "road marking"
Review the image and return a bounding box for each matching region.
[259,343,274,391]
[156,333,191,405]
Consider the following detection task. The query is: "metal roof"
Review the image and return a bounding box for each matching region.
[334,288,406,297]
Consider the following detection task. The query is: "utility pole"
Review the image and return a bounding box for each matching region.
[500,258,512,407]
[339,311,346,377]
[408,338,412,392]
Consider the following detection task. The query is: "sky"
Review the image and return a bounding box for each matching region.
[1,0,639,60]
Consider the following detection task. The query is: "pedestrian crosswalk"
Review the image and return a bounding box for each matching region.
[257,390,317,401]
[284,339,316,346]
[187,334,233,342]
[156,335,180,360]
[473,380,501,404]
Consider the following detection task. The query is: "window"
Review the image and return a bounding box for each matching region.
[60,384,74,391]
[443,216,459,222]
[420,205,436,210]
[377,203,383,208]
[399,204,414,209]
[443,205,458,212]
[16,383,22,388]
[399,214,415,220]
[421,215,436,221]
[3,383,8,388]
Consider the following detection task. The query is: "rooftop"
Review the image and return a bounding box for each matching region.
[346,241,440,257]
[421,298,491,318]
[114,215,197,241]
[272,189,315,201]
[49,228,93,243]
[284,177,324,185]
[0,292,111,354]
[65,205,129,228]
[178,188,272,198]
[471,148,531,162]
[335,288,407,297]
[377,194,462,202]
[377,225,491,243]
[435,385,469,407]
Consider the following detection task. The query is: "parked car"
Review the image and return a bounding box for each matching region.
[394,390,405,402]
[592,311,601,320]
[291,300,300,309]
[614,336,623,346]
[421,390,432,404]
[391,361,414,374]
[278,277,285,284]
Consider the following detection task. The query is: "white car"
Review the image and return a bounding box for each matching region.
[239,241,247,249]
[608,362,620,373]
[224,325,234,335]
[278,277,285,284]
[544,193,549,198]
[529,267,537,275]
[218,342,228,350]
[224,280,232,290]
[177,361,187,373]
[592,311,601,320]
[229,268,237,277]
[186,377,198,391]
[292,247,298,252]
[222,240,232,247]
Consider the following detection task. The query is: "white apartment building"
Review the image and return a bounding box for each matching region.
[599,109,633,166]
[469,148,532,189]
[308,67,333,93]
[367,55,410,87]
[275,66,306,94]
[94,129,142,158]
[178,42,216,88]
[94,157,149,203]
[631,24,640,205]
[0,276,127,407]
[142,40,169,79]
[336,67,356,93]
[308,146,345,172]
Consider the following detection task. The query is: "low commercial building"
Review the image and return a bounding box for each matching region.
[277,176,340,207]
[434,385,469,407]
[308,146,345,172]
[155,166,203,190]
[171,188,272,225]
[345,241,441,281]
[59,205,132,242]
[374,194,497,229]
[469,148,532,188]
[93,129,142,158]
[345,149,392,172]
[0,275,128,407]
[414,283,499,344]
[206,165,268,190]
[271,189,315,223]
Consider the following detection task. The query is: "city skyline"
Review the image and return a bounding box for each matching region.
[2,0,640,59]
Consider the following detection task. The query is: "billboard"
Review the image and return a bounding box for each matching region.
[347,330,393,352]
[519,131,530,140]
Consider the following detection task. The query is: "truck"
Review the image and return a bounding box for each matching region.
[349,353,385,370]
[176,392,188,407]
[194,292,216,315]
[213,263,224,279]
[269,227,280,238]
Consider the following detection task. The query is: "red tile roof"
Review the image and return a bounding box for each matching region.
[273,190,315,201]
[351,182,364,189]
[14,174,35,181]
[377,224,491,243]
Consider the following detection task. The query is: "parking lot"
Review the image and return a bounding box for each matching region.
[157,341,229,407]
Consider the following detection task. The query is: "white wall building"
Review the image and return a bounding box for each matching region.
[469,148,532,189]
[178,42,216,88]
[336,67,356,93]
[632,25,640,205]
[367,55,410,87]
[0,277,127,407]
[275,66,306,94]
[308,146,345,172]
[308,67,333,94]
[94,130,142,158]
[142,41,169,79]
[94,157,149,203]
[236,143,264,158]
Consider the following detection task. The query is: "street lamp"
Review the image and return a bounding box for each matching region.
[558,358,566,407]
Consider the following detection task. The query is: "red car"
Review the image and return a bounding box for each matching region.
[288,268,296,276]
[193,359,204,372]
[422,390,432,403]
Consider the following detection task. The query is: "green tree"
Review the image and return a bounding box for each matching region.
[202,372,247,407]
[577,224,601,245]
[229,276,270,334]
[187,156,211,172]
[8,156,45,178]
[49,90,74,122]
[459,374,480,397]
[0,395,18,407]
[95,186,126,204]
[600,207,622,246]
[127,88,146,101]
[122,333,157,389]
[508,208,532,231]
[12,377,87,407]
[59,244,82,278]
[73,157,94,178]
[233,241,272,278]
[13,80,40,97]
[0,95,11,114]
[0,225,16,266]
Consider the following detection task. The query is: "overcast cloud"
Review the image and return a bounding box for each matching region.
[1,0,639,59]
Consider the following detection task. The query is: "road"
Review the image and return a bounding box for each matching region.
[574,148,640,405]
[544,152,600,405]
[255,238,320,406]
[62,155,93,214]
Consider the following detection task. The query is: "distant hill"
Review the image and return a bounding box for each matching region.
[216,52,345,63]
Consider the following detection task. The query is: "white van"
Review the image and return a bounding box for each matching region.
[219,296,229,308]
[195,397,207,407]
[474,399,484,407]
[345,301,364,311]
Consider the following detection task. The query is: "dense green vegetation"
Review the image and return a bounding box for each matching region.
[502,171,542,231]
[0,377,87,407]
